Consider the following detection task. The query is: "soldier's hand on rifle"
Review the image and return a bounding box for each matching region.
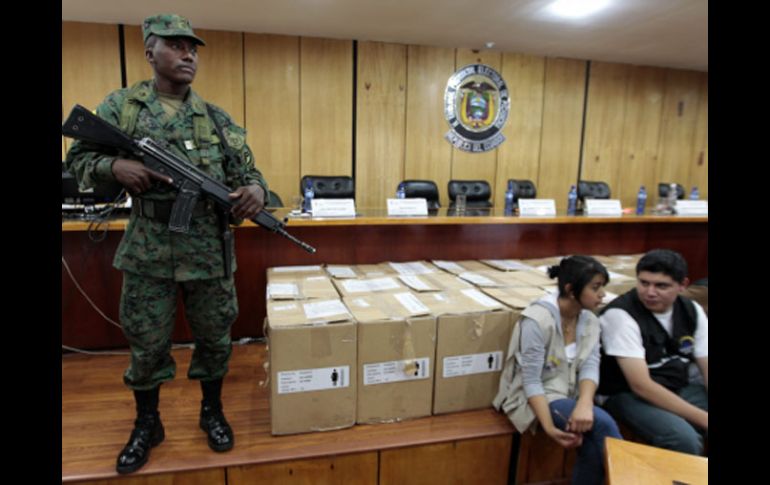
[112,158,174,194]
[229,184,265,220]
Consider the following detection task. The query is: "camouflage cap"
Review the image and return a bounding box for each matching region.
[142,14,206,46]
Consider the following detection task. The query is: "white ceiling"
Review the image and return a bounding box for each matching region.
[62,0,707,71]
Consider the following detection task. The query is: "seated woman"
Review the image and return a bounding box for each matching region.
[494,255,622,485]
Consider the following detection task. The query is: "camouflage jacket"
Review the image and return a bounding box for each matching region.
[65,80,268,281]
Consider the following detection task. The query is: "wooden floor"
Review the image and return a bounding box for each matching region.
[62,343,515,483]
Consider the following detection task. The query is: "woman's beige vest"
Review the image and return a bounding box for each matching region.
[492,303,600,433]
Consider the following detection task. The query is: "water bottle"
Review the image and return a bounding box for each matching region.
[504,180,515,215]
[396,182,406,199]
[689,186,699,200]
[635,186,647,215]
[567,185,577,215]
[302,179,315,213]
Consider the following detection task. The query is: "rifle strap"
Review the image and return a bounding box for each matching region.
[206,104,235,279]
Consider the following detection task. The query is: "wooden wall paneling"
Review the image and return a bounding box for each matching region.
[690,73,708,199]
[496,53,545,207]
[580,62,629,205]
[537,58,587,211]
[355,41,407,209]
[450,49,503,198]
[192,29,245,126]
[380,436,511,485]
[656,69,702,190]
[300,38,354,178]
[619,66,666,209]
[244,34,300,207]
[404,45,455,207]
[123,25,152,87]
[62,22,122,153]
[227,452,378,485]
[70,468,226,485]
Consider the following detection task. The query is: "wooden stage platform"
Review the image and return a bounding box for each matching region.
[63,343,516,484]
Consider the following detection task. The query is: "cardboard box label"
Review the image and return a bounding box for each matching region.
[388,262,434,275]
[303,300,350,320]
[443,351,503,378]
[326,265,358,278]
[277,365,350,394]
[459,272,497,286]
[272,265,323,273]
[398,275,434,291]
[341,277,401,293]
[393,292,431,315]
[363,357,430,385]
[432,260,465,273]
[267,283,299,299]
[461,288,503,308]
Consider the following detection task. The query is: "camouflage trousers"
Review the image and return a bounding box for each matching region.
[119,271,239,390]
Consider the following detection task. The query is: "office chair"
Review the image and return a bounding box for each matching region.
[300,175,355,199]
[447,180,493,209]
[399,180,440,210]
[506,179,537,209]
[577,180,611,201]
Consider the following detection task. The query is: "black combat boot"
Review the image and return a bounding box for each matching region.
[199,378,234,452]
[116,387,165,474]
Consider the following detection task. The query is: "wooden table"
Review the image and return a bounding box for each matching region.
[62,209,707,349]
[605,437,708,485]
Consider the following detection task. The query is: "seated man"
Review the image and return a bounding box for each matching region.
[598,249,707,455]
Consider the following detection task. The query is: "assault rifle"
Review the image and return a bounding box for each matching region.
[62,104,316,254]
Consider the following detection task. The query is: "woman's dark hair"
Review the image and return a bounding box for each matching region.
[636,249,688,283]
[547,255,609,299]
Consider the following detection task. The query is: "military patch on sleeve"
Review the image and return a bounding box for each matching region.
[225,129,245,150]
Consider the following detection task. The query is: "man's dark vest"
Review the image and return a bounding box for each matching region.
[598,290,697,395]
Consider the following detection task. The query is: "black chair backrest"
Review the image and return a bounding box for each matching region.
[577,180,611,200]
[266,190,283,208]
[507,179,537,200]
[300,175,355,199]
[447,180,493,208]
[400,180,440,210]
[658,183,685,200]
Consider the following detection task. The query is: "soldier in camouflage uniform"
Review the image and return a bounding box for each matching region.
[65,14,268,474]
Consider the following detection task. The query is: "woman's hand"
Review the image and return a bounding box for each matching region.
[567,400,594,433]
[545,424,583,449]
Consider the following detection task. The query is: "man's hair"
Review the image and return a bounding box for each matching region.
[145,34,159,49]
[547,255,609,299]
[636,249,688,283]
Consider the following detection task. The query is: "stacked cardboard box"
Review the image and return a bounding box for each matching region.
[417,289,515,414]
[267,298,356,435]
[343,292,437,424]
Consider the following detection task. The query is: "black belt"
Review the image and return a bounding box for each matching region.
[132,198,214,224]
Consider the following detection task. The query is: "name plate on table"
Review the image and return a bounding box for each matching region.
[675,200,708,216]
[387,198,428,216]
[519,199,556,217]
[311,199,356,217]
[585,199,622,216]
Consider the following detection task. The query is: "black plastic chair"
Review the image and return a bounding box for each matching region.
[300,175,355,199]
[447,180,493,210]
[399,180,440,210]
[658,183,685,200]
[507,179,537,210]
[577,180,611,201]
